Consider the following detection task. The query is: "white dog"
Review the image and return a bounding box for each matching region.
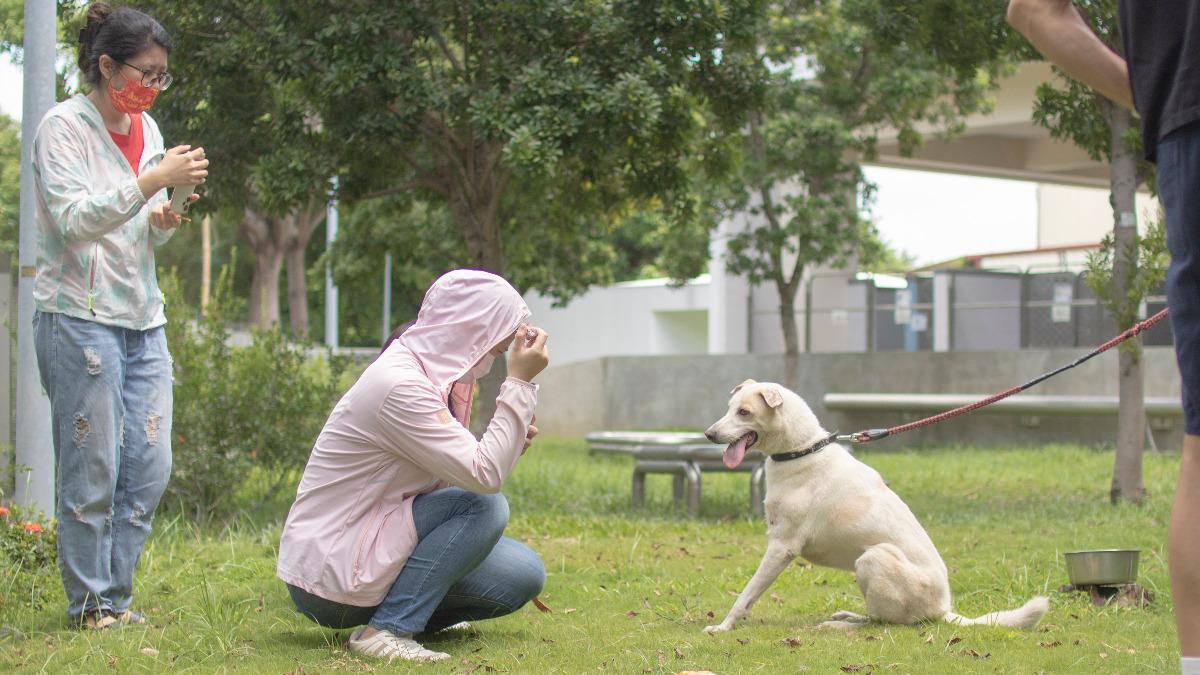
[703,380,1049,633]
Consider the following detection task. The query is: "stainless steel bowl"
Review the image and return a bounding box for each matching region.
[1064,549,1139,586]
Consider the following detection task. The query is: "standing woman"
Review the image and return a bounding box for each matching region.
[32,2,207,629]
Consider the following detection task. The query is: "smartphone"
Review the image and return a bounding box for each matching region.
[170,185,195,214]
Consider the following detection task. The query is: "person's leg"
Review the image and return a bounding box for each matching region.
[367,488,510,636]
[1158,123,1200,662]
[34,312,125,621]
[107,325,174,615]
[287,584,377,629]
[422,536,545,633]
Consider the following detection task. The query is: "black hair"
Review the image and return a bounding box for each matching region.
[76,3,172,87]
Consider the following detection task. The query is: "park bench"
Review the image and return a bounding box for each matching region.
[584,431,765,518]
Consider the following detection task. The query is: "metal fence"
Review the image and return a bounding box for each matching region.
[802,269,1172,353]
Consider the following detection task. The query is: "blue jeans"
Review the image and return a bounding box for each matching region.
[288,489,545,635]
[33,311,173,618]
[1159,122,1200,435]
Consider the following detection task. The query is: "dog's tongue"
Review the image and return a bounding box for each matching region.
[724,434,750,469]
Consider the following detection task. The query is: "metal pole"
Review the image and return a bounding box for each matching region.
[324,176,339,350]
[15,0,56,514]
[381,251,392,345]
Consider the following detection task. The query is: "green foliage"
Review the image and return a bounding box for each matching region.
[0,113,19,259]
[1084,214,1169,349]
[160,261,345,522]
[0,502,58,614]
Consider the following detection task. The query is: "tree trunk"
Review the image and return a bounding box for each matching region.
[249,248,283,329]
[1106,102,1146,504]
[283,208,321,339]
[778,279,799,357]
[242,207,283,329]
[285,244,309,338]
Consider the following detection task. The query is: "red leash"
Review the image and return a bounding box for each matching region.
[838,308,1171,444]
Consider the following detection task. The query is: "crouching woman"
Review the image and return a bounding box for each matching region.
[277,269,550,662]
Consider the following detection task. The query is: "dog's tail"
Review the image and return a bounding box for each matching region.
[942,596,1049,630]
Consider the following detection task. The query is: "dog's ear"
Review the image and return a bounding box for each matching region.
[731,378,757,395]
[759,386,784,409]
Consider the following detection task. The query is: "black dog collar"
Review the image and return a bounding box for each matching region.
[769,431,840,462]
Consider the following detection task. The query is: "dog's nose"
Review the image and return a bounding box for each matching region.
[705,430,718,443]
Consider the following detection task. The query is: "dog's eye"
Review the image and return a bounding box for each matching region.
[736,408,750,417]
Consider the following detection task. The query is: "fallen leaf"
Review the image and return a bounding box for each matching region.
[532,597,553,613]
[627,611,639,618]
[736,638,750,646]
[923,634,934,645]
[946,636,962,646]
[677,671,718,675]
[707,611,715,619]
[962,648,990,659]
[139,647,159,657]
[674,647,685,659]
[770,593,785,605]
[839,665,867,673]
[781,636,803,647]
[563,608,577,614]
[863,635,882,642]
[1039,641,1062,648]
[728,590,739,597]
[1038,623,1061,632]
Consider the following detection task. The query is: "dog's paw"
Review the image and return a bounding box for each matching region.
[703,623,731,635]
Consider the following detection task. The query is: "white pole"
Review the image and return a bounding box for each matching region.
[381,251,392,345]
[324,176,339,350]
[15,0,56,515]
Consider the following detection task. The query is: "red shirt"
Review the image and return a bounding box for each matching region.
[108,113,144,175]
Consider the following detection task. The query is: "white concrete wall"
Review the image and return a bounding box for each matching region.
[523,276,711,366]
[1037,184,1160,248]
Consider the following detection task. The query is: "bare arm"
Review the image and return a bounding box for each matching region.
[1007,0,1134,110]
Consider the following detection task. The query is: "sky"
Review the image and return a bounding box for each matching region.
[0,55,1039,266]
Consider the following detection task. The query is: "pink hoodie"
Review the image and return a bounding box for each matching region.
[276,270,537,605]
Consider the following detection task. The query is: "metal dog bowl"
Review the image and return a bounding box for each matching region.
[1064,549,1139,586]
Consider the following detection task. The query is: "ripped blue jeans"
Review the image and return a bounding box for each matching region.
[33,311,173,619]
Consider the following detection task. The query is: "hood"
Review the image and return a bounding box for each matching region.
[397,269,531,392]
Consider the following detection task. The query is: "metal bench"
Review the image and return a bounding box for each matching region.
[584,431,766,517]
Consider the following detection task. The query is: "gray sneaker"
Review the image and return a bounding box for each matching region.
[346,628,450,662]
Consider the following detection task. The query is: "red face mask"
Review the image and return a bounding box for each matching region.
[108,76,159,114]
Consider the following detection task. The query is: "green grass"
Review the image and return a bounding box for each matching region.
[0,440,1183,673]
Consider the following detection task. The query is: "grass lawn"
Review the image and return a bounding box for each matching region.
[0,439,1183,673]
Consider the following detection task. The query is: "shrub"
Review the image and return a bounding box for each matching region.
[160,262,346,522]
[0,502,59,613]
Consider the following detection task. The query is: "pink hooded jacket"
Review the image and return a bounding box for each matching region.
[276,270,537,606]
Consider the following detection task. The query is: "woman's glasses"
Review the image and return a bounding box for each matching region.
[115,60,173,91]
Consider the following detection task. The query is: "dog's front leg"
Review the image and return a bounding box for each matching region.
[704,541,795,634]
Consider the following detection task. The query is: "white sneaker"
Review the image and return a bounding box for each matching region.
[346,628,450,662]
[437,621,472,633]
